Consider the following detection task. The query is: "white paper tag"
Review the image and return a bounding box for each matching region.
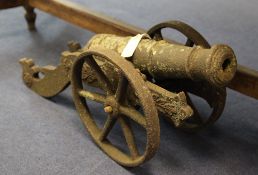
[121,33,150,58]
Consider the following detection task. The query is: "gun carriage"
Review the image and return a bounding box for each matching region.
[1,0,256,167]
[19,23,236,166]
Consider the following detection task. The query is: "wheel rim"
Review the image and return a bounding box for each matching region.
[147,20,226,131]
[71,48,160,166]
[147,20,210,48]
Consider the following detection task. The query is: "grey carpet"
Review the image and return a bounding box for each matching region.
[0,0,257,174]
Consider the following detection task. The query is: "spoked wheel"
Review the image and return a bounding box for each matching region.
[71,48,160,167]
[147,20,226,131]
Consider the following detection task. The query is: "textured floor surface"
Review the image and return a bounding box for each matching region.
[0,0,258,175]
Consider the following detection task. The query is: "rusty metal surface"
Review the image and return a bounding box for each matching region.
[19,41,84,98]
[19,29,237,165]
[25,0,258,99]
[71,48,160,167]
[81,57,194,127]
[1,0,256,168]
[20,30,235,130]
[19,54,72,98]
[0,0,258,172]
[18,41,193,166]
[146,82,193,127]
[85,32,236,130]
[18,17,239,164]
[86,34,237,88]
[1,0,257,98]
[147,21,228,130]
[19,41,194,125]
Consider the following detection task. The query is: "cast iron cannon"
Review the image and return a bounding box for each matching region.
[19,21,237,167]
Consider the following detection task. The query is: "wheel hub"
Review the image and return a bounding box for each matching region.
[104,96,119,116]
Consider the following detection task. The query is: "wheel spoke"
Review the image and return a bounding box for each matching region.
[85,56,113,94]
[118,117,139,159]
[99,115,117,141]
[115,73,128,103]
[119,105,146,128]
[78,89,106,104]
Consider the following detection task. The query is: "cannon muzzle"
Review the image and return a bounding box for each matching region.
[86,34,237,87]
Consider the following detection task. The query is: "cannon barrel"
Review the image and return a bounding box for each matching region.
[85,34,237,87]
